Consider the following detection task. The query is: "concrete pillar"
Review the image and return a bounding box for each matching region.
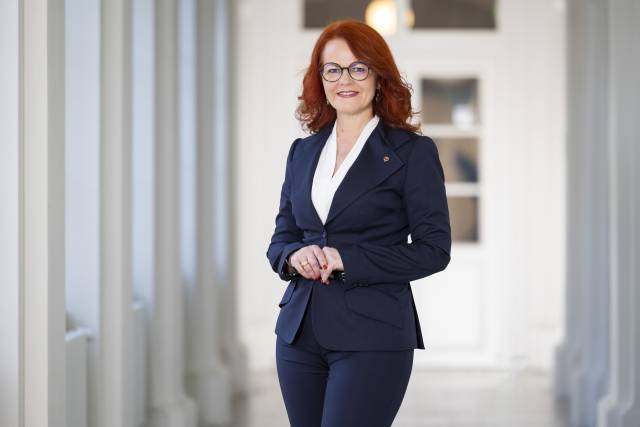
[65,1,100,424]
[146,0,197,425]
[100,0,135,425]
[555,3,611,427]
[0,2,24,426]
[555,1,611,427]
[131,0,155,424]
[24,0,67,425]
[66,0,137,425]
[182,0,233,424]
[215,0,249,396]
[66,1,136,424]
[597,0,640,425]
[554,0,590,403]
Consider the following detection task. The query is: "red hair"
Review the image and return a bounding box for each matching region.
[295,19,421,135]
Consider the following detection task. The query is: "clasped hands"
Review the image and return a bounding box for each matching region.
[287,245,344,285]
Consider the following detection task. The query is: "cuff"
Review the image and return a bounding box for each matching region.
[277,242,305,281]
[335,244,367,286]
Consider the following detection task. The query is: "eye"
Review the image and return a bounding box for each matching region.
[350,62,368,73]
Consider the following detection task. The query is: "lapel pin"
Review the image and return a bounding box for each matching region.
[383,155,390,162]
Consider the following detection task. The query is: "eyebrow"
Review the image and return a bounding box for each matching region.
[320,60,365,67]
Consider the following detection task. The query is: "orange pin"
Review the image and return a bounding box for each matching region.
[383,155,390,162]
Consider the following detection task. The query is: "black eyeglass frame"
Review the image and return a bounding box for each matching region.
[318,61,372,82]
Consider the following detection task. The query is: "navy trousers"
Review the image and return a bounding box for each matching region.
[275,290,414,427]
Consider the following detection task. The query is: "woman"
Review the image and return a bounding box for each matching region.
[266,19,451,427]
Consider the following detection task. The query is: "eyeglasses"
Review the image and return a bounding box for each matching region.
[319,61,371,82]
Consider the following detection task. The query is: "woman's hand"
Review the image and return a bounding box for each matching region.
[319,246,344,284]
[289,245,328,282]
[289,245,343,285]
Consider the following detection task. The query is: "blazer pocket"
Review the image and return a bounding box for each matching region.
[278,281,296,308]
[344,286,404,329]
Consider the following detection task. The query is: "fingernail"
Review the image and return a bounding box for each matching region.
[323,264,327,269]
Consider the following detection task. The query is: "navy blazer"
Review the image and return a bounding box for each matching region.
[266,118,451,350]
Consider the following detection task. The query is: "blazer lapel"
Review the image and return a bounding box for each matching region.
[297,118,411,229]
[324,120,407,226]
[297,122,333,227]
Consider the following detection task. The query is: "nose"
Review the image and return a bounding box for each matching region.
[337,69,356,83]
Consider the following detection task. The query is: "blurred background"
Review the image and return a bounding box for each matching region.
[1,0,638,426]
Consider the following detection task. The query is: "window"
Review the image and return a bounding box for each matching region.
[304,0,370,29]
[421,77,481,243]
[410,0,497,29]
[303,0,498,31]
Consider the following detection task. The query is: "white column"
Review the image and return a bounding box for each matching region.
[24,0,67,426]
[147,0,197,425]
[131,0,155,424]
[554,0,589,402]
[597,0,640,425]
[64,0,101,425]
[0,2,23,426]
[66,0,136,425]
[100,0,135,425]
[555,1,612,427]
[216,0,249,396]
[183,0,233,423]
[132,0,155,292]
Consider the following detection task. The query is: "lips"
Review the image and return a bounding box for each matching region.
[337,91,358,97]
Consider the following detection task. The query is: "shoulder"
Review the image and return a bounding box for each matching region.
[409,134,438,156]
[385,128,443,183]
[297,131,318,145]
[385,124,437,161]
[402,134,444,181]
[285,136,303,163]
[286,123,332,160]
[380,120,432,146]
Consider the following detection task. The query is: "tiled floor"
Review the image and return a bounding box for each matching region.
[232,368,570,427]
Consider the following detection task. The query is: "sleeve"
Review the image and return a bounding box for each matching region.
[336,136,452,286]
[266,137,306,282]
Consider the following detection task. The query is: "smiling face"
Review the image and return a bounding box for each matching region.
[320,38,377,117]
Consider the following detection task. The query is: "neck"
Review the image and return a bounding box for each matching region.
[335,109,374,138]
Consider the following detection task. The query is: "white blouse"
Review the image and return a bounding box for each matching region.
[311,114,380,225]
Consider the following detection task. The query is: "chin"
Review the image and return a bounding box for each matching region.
[335,104,367,115]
